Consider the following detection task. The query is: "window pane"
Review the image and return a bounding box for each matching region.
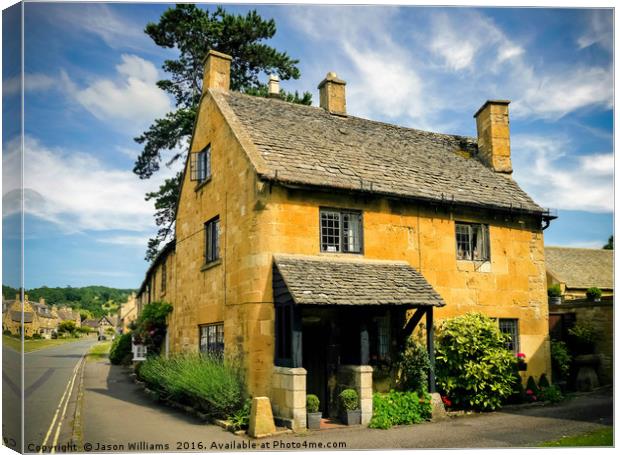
[205,146,211,180]
[456,224,471,260]
[499,319,519,353]
[342,212,361,253]
[320,211,341,252]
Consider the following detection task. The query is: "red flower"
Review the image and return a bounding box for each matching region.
[526,389,534,395]
[441,396,452,407]
[517,353,526,359]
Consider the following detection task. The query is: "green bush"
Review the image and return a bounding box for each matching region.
[58,320,77,334]
[229,398,251,431]
[396,338,430,393]
[539,385,563,404]
[3,330,12,336]
[338,389,359,411]
[568,319,599,354]
[526,376,539,396]
[132,301,172,356]
[32,333,42,340]
[538,373,550,389]
[369,391,432,429]
[109,332,133,365]
[306,394,320,413]
[139,353,245,419]
[547,285,562,297]
[586,287,602,301]
[550,340,572,379]
[435,313,517,411]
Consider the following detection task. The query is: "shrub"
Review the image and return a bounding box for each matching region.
[338,389,359,411]
[58,320,76,334]
[550,340,572,380]
[547,285,562,297]
[568,319,599,354]
[139,353,245,419]
[229,398,251,431]
[396,338,430,393]
[539,385,563,404]
[3,330,12,336]
[32,333,42,340]
[306,394,320,413]
[51,332,58,339]
[109,332,133,365]
[586,287,602,301]
[435,313,517,410]
[538,373,550,389]
[526,376,539,396]
[369,391,432,429]
[132,301,172,356]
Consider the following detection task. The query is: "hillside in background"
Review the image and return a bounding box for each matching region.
[2,285,135,319]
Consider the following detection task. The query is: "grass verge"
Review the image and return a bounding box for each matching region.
[2,335,89,353]
[540,427,613,447]
[87,341,112,362]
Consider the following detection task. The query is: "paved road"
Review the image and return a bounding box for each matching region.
[80,358,613,451]
[3,338,96,453]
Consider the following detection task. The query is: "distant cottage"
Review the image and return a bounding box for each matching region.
[137,50,555,430]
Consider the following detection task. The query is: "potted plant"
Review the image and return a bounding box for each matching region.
[516,352,527,371]
[547,285,562,305]
[586,287,602,302]
[306,394,322,430]
[338,389,361,425]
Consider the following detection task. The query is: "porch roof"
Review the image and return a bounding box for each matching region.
[273,254,445,307]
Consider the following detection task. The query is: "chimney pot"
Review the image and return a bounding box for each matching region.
[318,72,347,116]
[474,100,512,176]
[268,74,280,98]
[202,49,232,93]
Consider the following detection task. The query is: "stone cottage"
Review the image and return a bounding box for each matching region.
[136,50,555,430]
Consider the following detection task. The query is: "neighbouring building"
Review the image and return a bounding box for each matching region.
[118,293,138,334]
[2,295,59,339]
[546,246,614,385]
[545,246,613,300]
[53,305,82,329]
[136,50,555,430]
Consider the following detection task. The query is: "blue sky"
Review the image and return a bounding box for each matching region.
[1,2,614,289]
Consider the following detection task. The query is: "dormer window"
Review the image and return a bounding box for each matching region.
[190,145,211,183]
[320,208,362,253]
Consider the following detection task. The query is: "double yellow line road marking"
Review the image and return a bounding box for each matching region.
[38,355,85,453]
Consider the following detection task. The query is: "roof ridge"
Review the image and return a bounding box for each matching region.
[273,253,410,266]
[226,90,478,145]
[546,246,612,252]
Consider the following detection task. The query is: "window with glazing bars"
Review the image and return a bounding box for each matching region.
[190,145,211,182]
[499,318,519,353]
[199,323,224,355]
[455,222,490,261]
[320,209,362,253]
[204,216,220,263]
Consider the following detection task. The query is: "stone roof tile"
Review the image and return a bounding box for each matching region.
[545,247,614,290]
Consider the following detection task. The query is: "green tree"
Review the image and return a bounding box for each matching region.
[603,235,613,250]
[57,320,77,335]
[134,5,312,261]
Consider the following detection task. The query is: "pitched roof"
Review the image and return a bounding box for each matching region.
[216,90,544,215]
[545,246,614,290]
[11,311,33,323]
[273,254,444,307]
[82,319,99,328]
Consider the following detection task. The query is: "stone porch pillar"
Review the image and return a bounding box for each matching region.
[339,365,373,425]
[271,366,307,431]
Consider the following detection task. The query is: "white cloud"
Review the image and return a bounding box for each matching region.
[577,9,613,51]
[2,135,182,233]
[3,73,56,97]
[97,235,151,247]
[512,135,613,213]
[50,3,150,51]
[62,54,171,131]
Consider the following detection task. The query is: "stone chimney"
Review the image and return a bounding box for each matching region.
[202,50,232,92]
[474,100,512,177]
[268,74,280,98]
[39,297,45,305]
[318,72,346,116]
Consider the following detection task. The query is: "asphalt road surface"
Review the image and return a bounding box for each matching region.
[3,338,96,453]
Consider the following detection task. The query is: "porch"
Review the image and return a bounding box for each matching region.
[270,254,445,431]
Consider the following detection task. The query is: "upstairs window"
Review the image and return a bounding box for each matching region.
[200,323,224,356]
[456,222,490,261]
[190,145,211,183]
[205,216,220,263]
[499,318,520,353]
[320,209,362,253]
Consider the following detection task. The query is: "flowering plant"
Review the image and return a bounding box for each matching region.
[441,396,452,408]
[516,353,526,359]
[525,389,537,402]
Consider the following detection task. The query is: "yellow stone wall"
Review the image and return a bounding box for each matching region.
[167,90,551,397]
